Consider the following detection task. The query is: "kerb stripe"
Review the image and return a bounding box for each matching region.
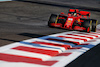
[56,53,72,56]
[66,34,94,39]
[12,46,59,56]
[58,36,88,42]
[32,41,71,50]
[47,38,80,45]
[0,53,58,66]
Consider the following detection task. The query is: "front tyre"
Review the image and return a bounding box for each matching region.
[48,14,57,27]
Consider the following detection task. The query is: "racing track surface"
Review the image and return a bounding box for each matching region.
[0,1,100,67]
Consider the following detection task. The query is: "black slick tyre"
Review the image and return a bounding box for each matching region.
[91,19,97,32]
[48,14,57,27]
[82,19,92,33]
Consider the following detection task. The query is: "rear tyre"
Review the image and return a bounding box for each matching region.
[91,19,97,32]
[82,19,92,33]
[48,14,57,27]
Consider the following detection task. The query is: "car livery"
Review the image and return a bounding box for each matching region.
[48,9,98,32]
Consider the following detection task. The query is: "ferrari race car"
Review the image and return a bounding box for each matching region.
[48,9,98,32]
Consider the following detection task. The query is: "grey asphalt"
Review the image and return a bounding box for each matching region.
[19,0,100,12]
[0,1,100,67]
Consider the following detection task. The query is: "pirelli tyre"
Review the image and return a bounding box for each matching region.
[82,19,92,33]
[91,19,97,32]
[48,14,58,27]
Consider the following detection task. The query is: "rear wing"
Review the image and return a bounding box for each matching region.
[79,11,90,17]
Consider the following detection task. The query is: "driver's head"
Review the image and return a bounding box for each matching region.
[71,12,77,16]
[73,13,77,16]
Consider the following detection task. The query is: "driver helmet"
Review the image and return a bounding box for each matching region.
[73,12,77,16]
[71,12,77,16]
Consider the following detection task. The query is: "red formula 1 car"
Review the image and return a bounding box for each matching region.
[48,9,98,32]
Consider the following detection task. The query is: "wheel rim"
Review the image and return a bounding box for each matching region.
[90,20,92,31]
[90,24,92,31]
